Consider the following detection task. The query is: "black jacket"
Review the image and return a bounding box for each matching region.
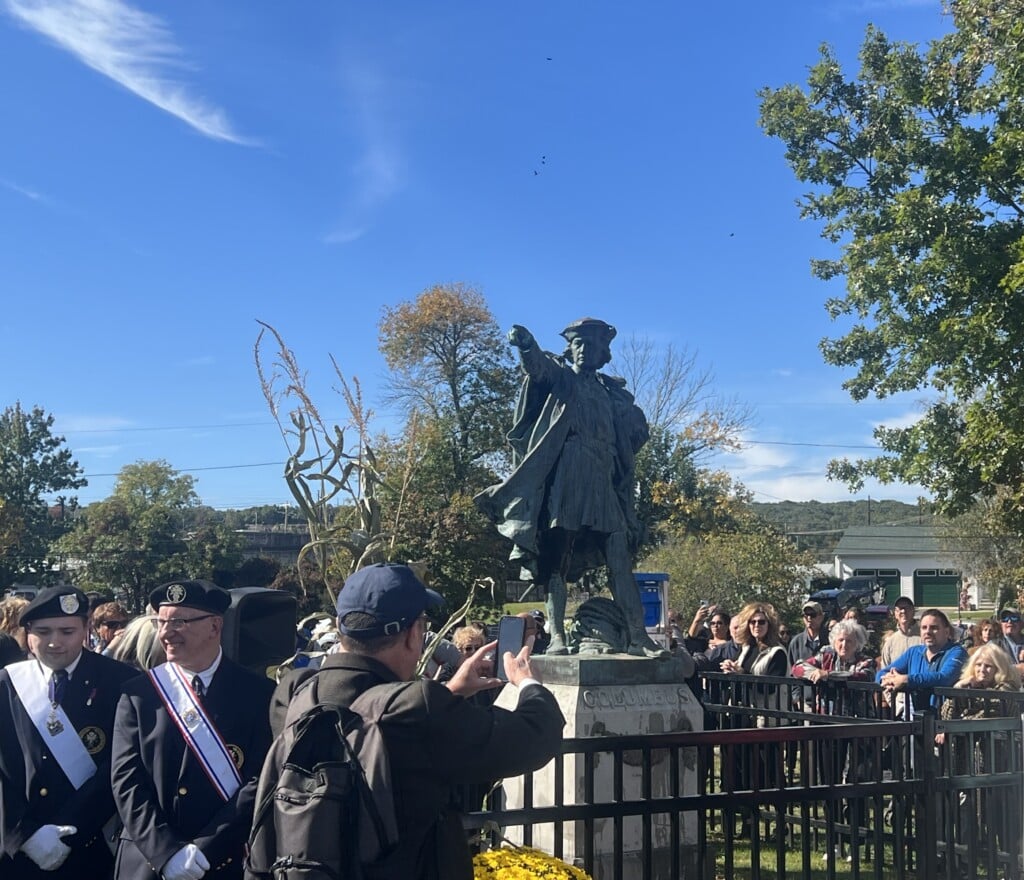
[0,650,137,879]
[111,656,274,880]
[265,652,564,880]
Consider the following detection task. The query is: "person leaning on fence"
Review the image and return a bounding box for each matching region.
[876,608,967,714]
[934,642,1022,876]
[261,563,565,880]
[792,620,877,715]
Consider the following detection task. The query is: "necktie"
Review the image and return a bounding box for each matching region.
[192,675,205,700]
[48,669,68,706]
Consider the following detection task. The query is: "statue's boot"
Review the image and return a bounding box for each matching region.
[546,632,569,655]
[628,630,670,659]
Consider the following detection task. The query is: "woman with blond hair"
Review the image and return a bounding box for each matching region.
[108,614,166,671]
[936,642,1022,872]
[720,602,789,826]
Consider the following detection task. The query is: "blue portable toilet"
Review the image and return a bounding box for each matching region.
[634,572,670,631]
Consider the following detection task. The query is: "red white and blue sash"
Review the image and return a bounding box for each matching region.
[148,662,241,801]
[8,660,96,789]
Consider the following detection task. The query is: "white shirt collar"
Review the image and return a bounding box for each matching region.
[36,649,84,681]
[177,648,223,690]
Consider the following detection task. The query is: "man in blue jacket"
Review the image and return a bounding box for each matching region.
[876,608,967,712]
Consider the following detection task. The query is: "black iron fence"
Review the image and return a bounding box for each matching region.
[464,673,1024,880]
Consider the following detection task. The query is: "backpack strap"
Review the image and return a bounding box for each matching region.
[344,681,417,860]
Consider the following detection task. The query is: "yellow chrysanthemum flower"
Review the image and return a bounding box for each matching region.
[473,846,593,879]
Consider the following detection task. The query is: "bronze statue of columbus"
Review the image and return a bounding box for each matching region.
[475,317,668,658]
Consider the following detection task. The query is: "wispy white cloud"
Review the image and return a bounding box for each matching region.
[0,176,48,202]
[56,414,134,433]
[325,63,407,245]
[76,443,123,456]
[4,0,253,145]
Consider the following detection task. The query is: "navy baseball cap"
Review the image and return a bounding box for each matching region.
[336,564,443,638]
[149,579,231,615]
[20,586,89,625]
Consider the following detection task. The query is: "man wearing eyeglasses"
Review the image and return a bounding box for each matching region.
[0,586,135,878]
[996,607,1024,675]
[111,580,274,880]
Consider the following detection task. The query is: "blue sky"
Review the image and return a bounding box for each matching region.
[1,0,953,510]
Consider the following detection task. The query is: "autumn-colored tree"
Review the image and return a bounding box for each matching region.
[379,283,518,491]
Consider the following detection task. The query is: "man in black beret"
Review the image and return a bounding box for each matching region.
[0,585,136,878]
[111,580,274,880]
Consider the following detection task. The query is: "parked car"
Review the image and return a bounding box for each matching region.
[3,585,39,601]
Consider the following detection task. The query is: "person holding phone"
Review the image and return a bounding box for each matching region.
[268,564,565,880]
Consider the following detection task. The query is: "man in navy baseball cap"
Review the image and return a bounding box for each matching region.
[335,563,444,638]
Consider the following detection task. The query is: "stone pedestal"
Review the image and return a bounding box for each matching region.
[495,655,702,880]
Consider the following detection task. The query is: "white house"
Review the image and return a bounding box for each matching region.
[832,525,979,608]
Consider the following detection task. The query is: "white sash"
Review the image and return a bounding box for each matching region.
[149,663,241,801]
[7,660,97,789]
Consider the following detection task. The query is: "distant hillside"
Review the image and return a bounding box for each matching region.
[751,499,929,561]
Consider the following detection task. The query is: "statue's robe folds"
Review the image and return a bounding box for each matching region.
[475,347,649,583]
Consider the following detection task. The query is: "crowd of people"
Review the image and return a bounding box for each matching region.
[0,571,564,880]
[2,574,1021,879]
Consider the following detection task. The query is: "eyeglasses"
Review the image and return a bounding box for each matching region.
[151,614,216,631]
[749,618,769,627]
[802,611,820,618]
[1001,615,1021,623]
[98,620,127,631]
[709,619,727,626]
[461,644,484,655]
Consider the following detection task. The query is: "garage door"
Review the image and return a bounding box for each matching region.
[913,569,960,607]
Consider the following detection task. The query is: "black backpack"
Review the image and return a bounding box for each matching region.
[245,679,411,880]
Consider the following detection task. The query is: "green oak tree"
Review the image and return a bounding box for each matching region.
[0,403,85,586]
[56,461,240,611]
[759,0,1024,527]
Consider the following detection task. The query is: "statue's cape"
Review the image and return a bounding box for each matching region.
[474,352,648,580]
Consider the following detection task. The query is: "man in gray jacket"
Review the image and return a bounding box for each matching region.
[263,564,565,880]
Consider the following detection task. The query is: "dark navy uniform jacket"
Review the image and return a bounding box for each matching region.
[0,649,137,879]
[111,656,274,880]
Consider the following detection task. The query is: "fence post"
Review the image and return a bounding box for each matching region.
[917,712,938,878]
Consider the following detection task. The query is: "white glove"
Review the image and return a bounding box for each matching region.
[20,824,76,871]
[162,844,210,880]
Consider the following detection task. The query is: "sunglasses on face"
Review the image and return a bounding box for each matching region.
[749,618,768,626]
[1001,615,1021,623]
[803,611,820,618]
[99,620,127,631]
[461,644,484,654]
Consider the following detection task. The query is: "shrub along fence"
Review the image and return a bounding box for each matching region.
[464,673,1024,880]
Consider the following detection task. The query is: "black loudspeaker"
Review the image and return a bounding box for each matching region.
[222,587,297,676]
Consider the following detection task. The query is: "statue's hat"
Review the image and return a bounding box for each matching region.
[560,317,616,343]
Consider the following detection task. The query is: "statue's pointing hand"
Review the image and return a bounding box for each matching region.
[509,325,535,350]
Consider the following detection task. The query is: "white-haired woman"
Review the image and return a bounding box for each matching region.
[793,620,876,688]
[792,619,878,862]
